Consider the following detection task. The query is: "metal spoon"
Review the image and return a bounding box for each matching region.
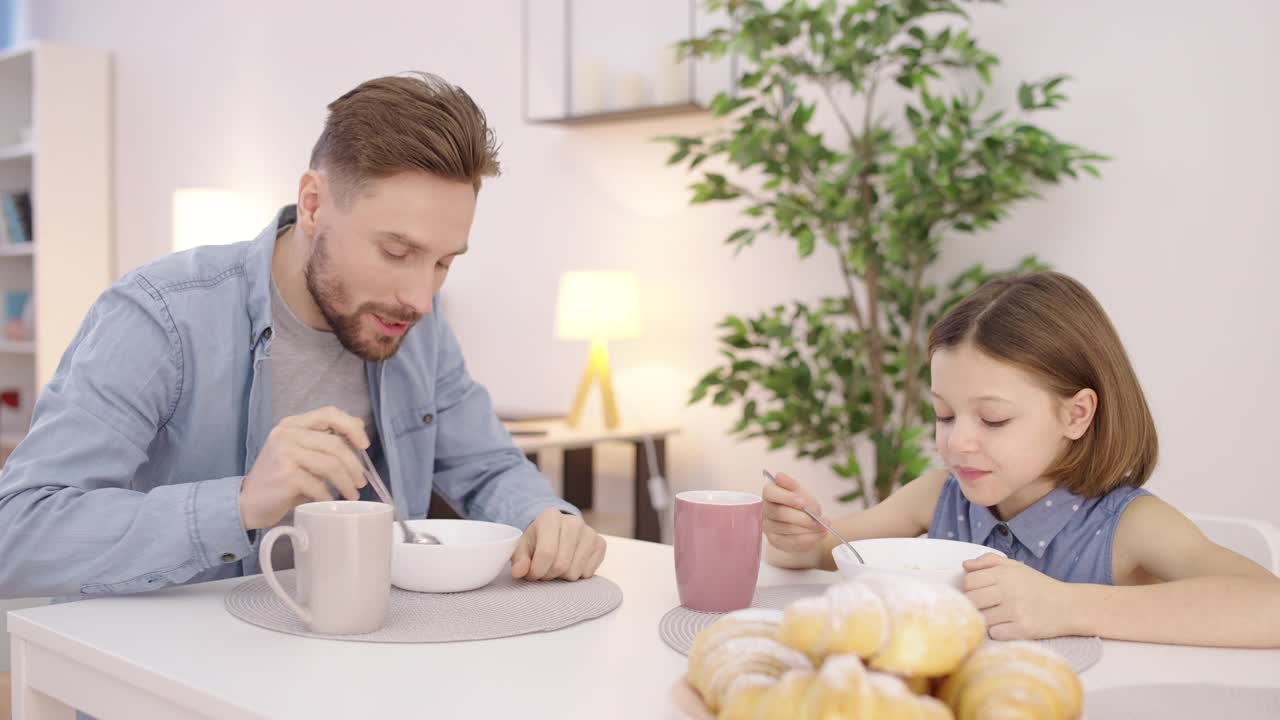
[356,447,441,546]
[762,469,864,564]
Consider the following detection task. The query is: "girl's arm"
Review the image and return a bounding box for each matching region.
[1069,496,1280,647]
[768,468,948,571]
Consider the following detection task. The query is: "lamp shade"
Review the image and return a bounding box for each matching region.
[555,271,642,340]
[172,188,257,252]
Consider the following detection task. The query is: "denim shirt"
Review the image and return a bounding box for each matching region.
[929,474,1150,585]
[0,205,576,599]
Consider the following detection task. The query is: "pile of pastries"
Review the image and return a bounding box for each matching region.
[686,574,1082,719]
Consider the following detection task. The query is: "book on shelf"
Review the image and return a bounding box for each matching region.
[1,191,32,246]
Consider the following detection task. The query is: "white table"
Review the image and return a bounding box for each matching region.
[8,537,1280,719]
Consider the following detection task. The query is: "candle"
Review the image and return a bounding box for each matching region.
[617,72,652,110]
[656,45,690,105]
[574,59,608,115]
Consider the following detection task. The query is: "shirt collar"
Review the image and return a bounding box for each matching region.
[244,205,296,347]
[966,482,1084,558]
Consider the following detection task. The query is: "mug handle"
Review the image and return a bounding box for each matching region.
[260,526,312,625]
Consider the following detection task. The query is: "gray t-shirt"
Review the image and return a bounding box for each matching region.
[267,278,376,568]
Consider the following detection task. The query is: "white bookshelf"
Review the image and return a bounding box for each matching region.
[0,43,112,449]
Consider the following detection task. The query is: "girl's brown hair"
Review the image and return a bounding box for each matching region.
[928,271,1157,496]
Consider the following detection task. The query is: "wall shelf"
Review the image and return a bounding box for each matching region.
[0,244,33,257]
[0,141,34,162]
[521,0,736,126]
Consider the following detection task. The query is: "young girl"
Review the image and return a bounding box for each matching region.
[764,271,1280,647]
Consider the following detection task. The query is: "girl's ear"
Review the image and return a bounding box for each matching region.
[1063,388,1098,440]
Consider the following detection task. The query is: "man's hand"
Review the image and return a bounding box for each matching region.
[510,509,607,582]
[239,406,369,530]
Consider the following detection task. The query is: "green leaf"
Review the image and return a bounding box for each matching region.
[904,456,931,477]
[832,452,862,479]
[837,488,865,503]
[791,102,816,130]
[1044,74,1069,93]
[1017,82,1035,109]
[689,377,715,404]
[796,227,816,256]
[710,93,753,116]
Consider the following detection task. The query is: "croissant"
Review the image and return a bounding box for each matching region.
[938,641,1083,720]
[684,574,1083,720]
[779,574,985,677]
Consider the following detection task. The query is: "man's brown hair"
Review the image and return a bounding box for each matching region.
[310,72,500,199]
[928,271,1158,497]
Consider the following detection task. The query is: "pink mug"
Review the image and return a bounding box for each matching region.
[675,490,764,612]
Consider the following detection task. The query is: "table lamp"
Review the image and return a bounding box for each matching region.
[555,271,641,429]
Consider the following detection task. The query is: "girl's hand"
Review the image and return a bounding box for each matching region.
[963,553,1077,640]
[762,472,829,568]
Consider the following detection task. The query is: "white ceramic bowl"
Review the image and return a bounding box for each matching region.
[833,537,1006,591]
[391,519,522,593]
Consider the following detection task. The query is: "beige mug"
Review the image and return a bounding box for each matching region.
[260,500,393,635]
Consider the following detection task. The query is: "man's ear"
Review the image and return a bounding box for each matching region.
[296,170,324,231]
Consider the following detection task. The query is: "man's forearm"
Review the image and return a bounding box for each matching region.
[0,475,252,598]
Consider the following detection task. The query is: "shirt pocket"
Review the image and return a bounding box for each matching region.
[390,404,438,519]
[391,403,438,439]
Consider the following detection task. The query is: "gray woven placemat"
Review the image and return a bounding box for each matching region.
[659,583,1102,673]
[658,583,832,654]
[1086,684,1280,719]
[990,635,1102,674]
[226,569,622,642]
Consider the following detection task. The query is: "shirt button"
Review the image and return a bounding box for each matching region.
[422,413,435,425]
[220,552,237,563]
[262,327,273,340]
[996,524,1010,537]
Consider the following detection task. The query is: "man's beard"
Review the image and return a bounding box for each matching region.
[303,231,421,362]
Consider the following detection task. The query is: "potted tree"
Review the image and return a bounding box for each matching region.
[665,0,1105,504]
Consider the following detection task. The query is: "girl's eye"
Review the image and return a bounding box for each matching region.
[983,419,1011,428]
[935,415,955,424]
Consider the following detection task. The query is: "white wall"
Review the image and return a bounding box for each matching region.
[29,1,1280,527]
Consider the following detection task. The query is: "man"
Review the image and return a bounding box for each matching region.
[0,72,605,599]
